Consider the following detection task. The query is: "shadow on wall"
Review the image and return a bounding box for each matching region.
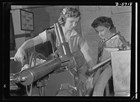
[31,7,50,37]
[35,41,53,58]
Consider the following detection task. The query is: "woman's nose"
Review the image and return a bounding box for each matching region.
[99,32,104,36]
[72,22,77,27]
[99,32,102,36]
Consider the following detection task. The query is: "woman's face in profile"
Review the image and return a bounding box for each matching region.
[64,17,79,32]
[95,26,111,40]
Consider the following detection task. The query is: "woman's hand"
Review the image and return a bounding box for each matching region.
[21,64,29,71]
[14,48,26,66]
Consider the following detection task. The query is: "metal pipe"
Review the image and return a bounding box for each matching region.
[88,58,111,76]
[54,23,73,61]
[16,57,61,86]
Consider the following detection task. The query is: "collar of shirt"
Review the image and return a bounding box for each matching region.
[102,33,117,43]
[64,30,78,42]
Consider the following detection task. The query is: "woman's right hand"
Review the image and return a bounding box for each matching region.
[14,48,26,66]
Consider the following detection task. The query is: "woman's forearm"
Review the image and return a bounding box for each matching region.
[19,35,44,51]
[19,39,35,51]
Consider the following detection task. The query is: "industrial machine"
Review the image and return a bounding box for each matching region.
[10,22,131,96]
[10,23,83,96]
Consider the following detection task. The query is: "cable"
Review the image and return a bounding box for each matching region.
[26,51,47,96]
[26,84,33,96]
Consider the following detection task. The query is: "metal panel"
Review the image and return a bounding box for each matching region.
[111,50,131,96]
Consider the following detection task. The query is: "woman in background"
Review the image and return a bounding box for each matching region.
[88,16,131,96]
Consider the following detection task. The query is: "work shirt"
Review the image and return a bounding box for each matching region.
[98,32,130,63]
[38,28,82,53]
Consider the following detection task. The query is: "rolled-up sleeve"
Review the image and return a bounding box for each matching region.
[38,30,48,43]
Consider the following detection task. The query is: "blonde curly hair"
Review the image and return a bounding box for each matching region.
[58,7,81,25]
